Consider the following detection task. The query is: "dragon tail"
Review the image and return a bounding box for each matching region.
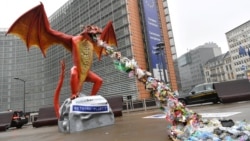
[54,60,65,119]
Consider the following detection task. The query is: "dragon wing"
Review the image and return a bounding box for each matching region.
[95,21,118,60]
[100,21,118,47]
[6,2,73,57]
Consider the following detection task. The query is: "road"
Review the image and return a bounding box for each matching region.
[0,101,249,141]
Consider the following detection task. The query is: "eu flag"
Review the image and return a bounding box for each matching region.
[239,46,247,56]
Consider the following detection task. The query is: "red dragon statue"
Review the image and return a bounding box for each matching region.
[6,3,117,118]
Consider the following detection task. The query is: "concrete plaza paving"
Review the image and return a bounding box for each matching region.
[1,101,250,141]
[0,109,171,141]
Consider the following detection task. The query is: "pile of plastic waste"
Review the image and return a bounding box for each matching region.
[166,111,250,141]
[101,43,250,141]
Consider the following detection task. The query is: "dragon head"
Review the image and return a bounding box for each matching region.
[82,25,102,34]
[81,25,102,42]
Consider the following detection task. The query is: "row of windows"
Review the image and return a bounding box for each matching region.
[234,58,250,67]
[206,72,234,83]
[226,22,250,38]
[228,32,250,44]
[231,44,250,59]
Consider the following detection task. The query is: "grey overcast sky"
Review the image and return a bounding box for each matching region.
[168,0,250,57]
[1,0,250,57]
[0,0,68,27]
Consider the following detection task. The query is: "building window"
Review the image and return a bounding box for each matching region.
[231,73,234,79]
[228,74,231,80]
[206,71,209,76]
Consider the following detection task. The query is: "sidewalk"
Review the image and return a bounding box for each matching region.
[0,109,171,141]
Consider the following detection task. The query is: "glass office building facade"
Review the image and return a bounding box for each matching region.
[0,28,47,112]
[0,0,177,112]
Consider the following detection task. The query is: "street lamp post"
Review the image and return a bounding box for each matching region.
[153,50,163,81]
[14,77,26,113]
[155,42,168,83]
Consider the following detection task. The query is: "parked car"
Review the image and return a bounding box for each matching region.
[177,83,220,106]
[10,111,28,128]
